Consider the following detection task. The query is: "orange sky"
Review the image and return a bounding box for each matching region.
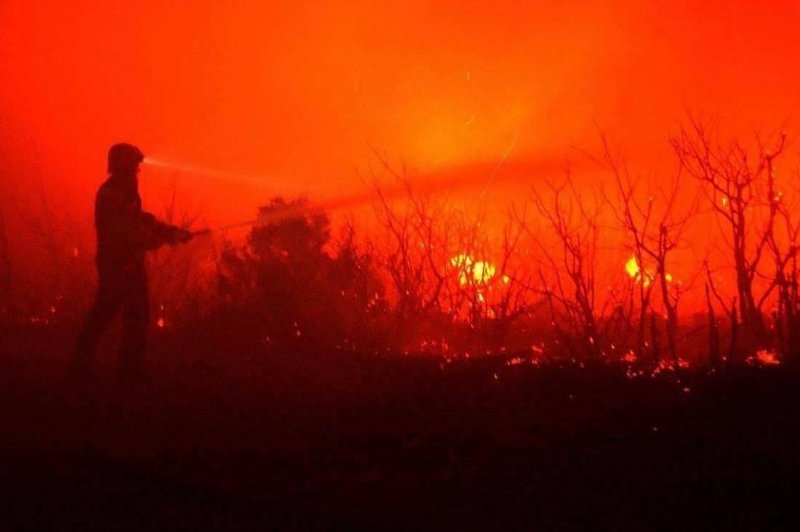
[2,1,800,249]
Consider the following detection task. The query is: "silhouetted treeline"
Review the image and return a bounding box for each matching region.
[4,121,800,369]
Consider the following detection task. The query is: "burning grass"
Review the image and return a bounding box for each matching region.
[0,324,797,529]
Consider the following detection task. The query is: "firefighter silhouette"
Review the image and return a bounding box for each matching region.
[75,143,193,378]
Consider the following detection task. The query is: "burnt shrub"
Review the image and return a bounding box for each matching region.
[217,198,387,352]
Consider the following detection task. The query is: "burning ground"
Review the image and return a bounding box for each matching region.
[2,123,800,528]
[1,324,798,530]
[2,124,800,528]
[3,1,800,528]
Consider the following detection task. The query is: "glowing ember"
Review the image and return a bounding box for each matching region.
[747,349,780,366]
[622,350,638,364]
[652,358,691,375]
[156,304,166,329]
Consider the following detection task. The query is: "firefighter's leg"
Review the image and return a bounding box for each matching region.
[119,278,150,378]
[75,282,121,373]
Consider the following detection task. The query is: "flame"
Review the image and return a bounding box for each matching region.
[747,349,780,366]
[625,256,640,279]
[625,255,651,286]
[450,254,497,285]
[625,256,674,286]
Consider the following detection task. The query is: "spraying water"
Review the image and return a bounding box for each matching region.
[143,151,584,235]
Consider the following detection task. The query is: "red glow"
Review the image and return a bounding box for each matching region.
[2,2,800,318]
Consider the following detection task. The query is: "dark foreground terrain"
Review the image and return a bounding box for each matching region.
[1,324,799,530]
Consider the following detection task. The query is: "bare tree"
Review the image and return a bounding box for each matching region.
[704,280,720,368]
[602,138,696,364]
[368,152,531,351]
[672,119,787,354]
[147,177,207,325]
[761,167,800,364]
[517,173,604,359]
[373,176,452,320]
[705,261,739,368]
[7,174,95,319]
[446,210,531,347]
[481,212,531,344]
[0,202,12,310]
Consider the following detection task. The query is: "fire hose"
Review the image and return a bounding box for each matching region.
[190,220,256,236]
[189,202,322,237]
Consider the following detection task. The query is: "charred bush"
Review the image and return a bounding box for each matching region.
[217,198,388,352]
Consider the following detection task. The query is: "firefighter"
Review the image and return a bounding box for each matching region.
[75,143,193,380]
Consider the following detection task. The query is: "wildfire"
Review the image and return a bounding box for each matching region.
[156,304,166,329]
[625,256,673,286]
[625,256,641,280]
[450,254,497,285]
[652,358,690,375]
[747,349,780,366]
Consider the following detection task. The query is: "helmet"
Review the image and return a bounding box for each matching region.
[107,143,144,175]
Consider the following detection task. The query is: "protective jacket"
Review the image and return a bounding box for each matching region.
[75,172,188,377]
[95,174,185,273]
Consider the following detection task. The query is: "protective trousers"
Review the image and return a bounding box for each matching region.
[75,263,150,376]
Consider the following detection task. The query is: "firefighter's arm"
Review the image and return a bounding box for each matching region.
[139,212,193,249]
